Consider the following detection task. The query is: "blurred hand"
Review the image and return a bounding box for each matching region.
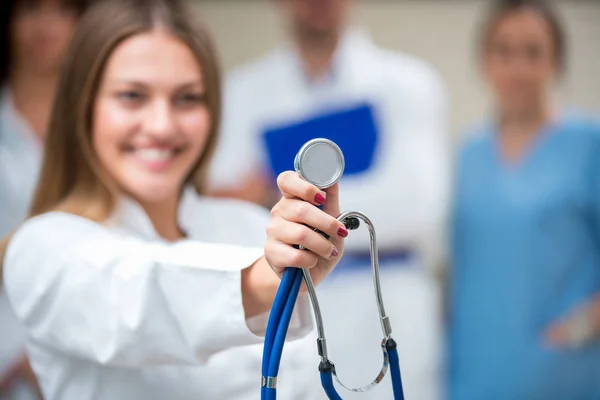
[265,171,348,287]
[0,354,43,399]
[545,293,600,348]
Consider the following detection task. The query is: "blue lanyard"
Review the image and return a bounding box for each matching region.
[260,211,405,399]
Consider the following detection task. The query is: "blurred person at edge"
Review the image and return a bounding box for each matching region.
[0,0,92,399]
[208,0,450,398]
[450,0,600,399]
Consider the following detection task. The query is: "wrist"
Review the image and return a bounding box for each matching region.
[241,257,280,319]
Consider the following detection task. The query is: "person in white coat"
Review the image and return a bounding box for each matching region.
[0,0,351,399]
[0,0,92,398]
[209,0,450,398]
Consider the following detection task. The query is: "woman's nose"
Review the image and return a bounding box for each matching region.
[144,100,177,138]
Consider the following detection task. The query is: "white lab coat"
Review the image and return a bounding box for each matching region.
[0,86,42,400]
[3,188,324,400]
[210,28,449,400]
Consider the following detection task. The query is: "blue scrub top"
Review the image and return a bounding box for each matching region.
[449,115,600,400]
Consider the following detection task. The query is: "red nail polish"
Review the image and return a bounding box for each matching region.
[315,193,326,205]
[331,249,339,258]
[337,227,348,238]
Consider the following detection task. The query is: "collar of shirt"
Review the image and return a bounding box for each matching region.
[106,186,199,242]
[284,26,377,90]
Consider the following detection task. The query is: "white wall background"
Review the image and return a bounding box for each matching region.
[193,0,600,136]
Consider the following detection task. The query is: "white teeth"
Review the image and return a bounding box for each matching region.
[135,148,173,162]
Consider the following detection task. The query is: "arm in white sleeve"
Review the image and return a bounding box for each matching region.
[339,66,451,269]
[3,212,313,367]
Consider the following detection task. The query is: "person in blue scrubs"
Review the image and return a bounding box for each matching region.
[450,0,600,399]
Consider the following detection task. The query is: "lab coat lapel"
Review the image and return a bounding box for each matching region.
[109,187,199,241]
[271,27,378,119]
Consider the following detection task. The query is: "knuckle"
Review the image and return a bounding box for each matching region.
[263,241,276,260]
[294,202,309,220]
[270,202,282,217]
[289,249,306,267]
[328,217,340,233]
[306,253,319,268]
[277,171,294,189]
[303,185,314,199]
[294,225,309,243]
[318,240,333,259]
[265,222,277,238]
[263,240,272,253]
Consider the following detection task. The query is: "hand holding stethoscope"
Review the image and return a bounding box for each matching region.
[266,169,346,288]
[262,139,405,400]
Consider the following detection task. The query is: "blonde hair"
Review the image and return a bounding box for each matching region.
[0,0,222,277]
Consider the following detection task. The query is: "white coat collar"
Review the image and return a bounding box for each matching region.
[107,186,200,242]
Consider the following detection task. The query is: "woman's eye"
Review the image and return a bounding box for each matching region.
[176,93,206,106]
[117,91,144,103]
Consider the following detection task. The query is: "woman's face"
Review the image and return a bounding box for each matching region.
[11,0,79,74]
[483,9,558,116]
[93,31,211,205]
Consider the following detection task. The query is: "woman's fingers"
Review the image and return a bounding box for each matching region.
[277,171,341,219]
[265,239,319,274]
[268,218,340,260]
[277,171,327,206]
[267,171,347,283]
[271,198,348,239]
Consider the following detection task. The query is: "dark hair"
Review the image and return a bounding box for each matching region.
[480,0,566,71]
[0,0,93,85]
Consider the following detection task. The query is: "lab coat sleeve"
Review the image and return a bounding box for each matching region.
[340,65,451,270]
[3,212,313,367]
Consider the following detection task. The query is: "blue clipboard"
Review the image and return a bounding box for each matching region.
[262,102,380,180]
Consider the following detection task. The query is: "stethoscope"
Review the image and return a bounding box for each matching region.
[261,138,405,399]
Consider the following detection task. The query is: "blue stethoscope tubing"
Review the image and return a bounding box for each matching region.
[261,267,303,400]
[318,351,403,400]
[261,266,405,399]
[260,212,405,399]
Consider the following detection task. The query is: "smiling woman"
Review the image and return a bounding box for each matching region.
[0,0,349,399]
[25,0,223,226]
[92,30,214,239]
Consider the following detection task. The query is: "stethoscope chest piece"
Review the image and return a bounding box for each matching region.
[294,138,345,190]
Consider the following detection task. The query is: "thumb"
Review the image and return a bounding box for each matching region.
[322,182,340,218]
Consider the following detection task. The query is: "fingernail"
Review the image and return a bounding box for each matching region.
[315,193,326,205]
[337,226,348,238]
[331,248,339,258]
